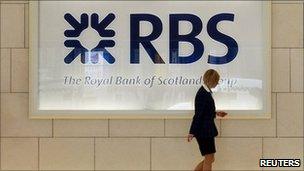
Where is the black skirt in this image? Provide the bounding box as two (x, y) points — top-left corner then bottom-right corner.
(195, 135), (216, 156)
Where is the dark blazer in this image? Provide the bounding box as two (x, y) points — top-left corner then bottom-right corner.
(189, 85), (218, 138)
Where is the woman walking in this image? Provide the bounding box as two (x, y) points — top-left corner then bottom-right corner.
(187, 69), (227, 171)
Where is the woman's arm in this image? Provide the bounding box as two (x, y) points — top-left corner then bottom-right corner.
(189, 96), (208, 134)
(189, 112), (201, 135)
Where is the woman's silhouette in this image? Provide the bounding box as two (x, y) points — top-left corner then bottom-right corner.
(187, 69), (227, 171)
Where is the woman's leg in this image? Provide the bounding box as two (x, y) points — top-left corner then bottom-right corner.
(203, 153), (215, 171)
(194, 159), (204, 171)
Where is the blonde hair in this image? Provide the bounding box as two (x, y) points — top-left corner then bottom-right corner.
(203, 69), (220, 87)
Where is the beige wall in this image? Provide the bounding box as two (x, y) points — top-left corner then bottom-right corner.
(0, 1), (303, 170)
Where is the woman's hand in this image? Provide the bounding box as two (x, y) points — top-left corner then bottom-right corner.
(187, 134), (194, 142)
(216, 111), (228, 117)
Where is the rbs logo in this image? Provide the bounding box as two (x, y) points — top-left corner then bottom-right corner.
(64, 13), (238, 65)
(64, 13), (116, 64)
